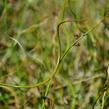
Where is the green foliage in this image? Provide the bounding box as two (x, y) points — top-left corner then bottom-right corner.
(0, 0), (109, 109)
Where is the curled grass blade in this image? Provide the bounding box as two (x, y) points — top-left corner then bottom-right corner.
(0, 11), (108, 89)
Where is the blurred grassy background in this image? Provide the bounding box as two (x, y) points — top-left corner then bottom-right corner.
(0, 0), (109, 109)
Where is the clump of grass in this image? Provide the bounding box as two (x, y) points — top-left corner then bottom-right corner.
(0, 0), (109, 109)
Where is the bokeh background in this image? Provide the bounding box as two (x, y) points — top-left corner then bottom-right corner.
(0, 0), (109, 109)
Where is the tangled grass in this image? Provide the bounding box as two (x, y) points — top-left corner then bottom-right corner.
(0, 0), (109, 109)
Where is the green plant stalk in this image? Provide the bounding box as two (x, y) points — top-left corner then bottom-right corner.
(101, 91), (106, 109)
(41, 100), (46, 109)
(68, 0), (77, 19)
(0, 12), (108, 89)
(60, 0), (67, 21)
(41, 80), (52, 109)
(92, 78), (109, 109)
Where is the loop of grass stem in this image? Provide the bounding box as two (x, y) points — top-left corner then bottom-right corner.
(0, 11), (108, 89)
